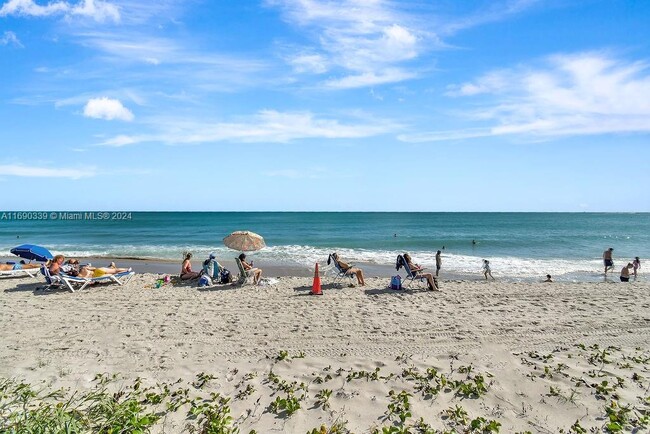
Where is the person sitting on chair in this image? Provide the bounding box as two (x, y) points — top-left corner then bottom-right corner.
(239, 253), (262, 284)
(180, 252), (201, 280)
(331, 252), (365, 286)
(0, 260), (41, 271)
(403, 253), (438, 291)
(48, 255), (66, 275)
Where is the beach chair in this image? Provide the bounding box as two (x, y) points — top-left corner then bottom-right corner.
(326, 253), (355, 286)
(395, 255), (429, 289)
(235, 258), (255, 286)
(203, 258), (226, 283)
(40, 265), (64, 291)
(1, 263), (41, 279)
(59, 269), (135, 292)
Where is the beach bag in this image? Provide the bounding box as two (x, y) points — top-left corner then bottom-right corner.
(220, 269), (232, 284)
(390, 275), (402, 290)
(198, 274), (211, 287)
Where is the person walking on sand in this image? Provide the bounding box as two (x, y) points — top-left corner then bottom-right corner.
(482, 259), (494, 280)
(603, 248), (614, 274)
(620, 263), (633, 282)
(435, 250), (442, 277)
(632, 257), (641, 278)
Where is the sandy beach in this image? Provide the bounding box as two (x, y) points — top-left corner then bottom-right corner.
(1, 272), (649, 432)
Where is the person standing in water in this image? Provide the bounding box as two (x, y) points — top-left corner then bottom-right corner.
(603, 248), (614, 275)
(435, 250), (442, 277)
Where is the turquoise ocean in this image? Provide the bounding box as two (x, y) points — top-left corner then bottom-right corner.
(1, 212), (648, 281)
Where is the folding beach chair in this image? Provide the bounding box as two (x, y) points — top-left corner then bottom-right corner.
(39, 265), (64, 291)
(235, 258), (255, 286)
(395, 255), (430, 289)
(1, 264), (41, 279)
(59, 269), (135, 292)
(326, 253), (355, 286)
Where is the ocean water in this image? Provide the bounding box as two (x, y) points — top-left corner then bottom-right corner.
(1, 212), (648, 281)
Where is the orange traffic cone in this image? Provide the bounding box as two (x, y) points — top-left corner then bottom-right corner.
(311, 262), (323, 295)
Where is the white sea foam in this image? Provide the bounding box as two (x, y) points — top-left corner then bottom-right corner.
(0, 243), (616, 280)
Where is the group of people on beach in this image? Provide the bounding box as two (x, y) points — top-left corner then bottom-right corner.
(603, 248), (641, 282)
(603, 247), (641, 282)
(180, 252), (263, 285)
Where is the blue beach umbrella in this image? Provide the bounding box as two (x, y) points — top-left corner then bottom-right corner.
(10, 244), (53, 262)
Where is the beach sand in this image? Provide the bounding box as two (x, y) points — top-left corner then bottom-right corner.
(1, 273), (649, 432)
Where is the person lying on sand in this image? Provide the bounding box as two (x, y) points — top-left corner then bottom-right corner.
(543, 274), (553, 282)
(330, 252), (365, 286)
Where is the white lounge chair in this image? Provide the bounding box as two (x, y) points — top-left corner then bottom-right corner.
(0, 265), (41, 279)
(59, 270), (135, 292)
(40, 265), (64, 291)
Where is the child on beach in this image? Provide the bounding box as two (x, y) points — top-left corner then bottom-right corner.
(482, 259), (495, 280)
(632, 257), (641, 278)
(543, 274), (553, 282)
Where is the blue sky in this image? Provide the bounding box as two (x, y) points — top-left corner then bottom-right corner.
(1, 0), (649, 211)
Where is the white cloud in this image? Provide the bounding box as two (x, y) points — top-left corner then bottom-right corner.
(325, 68), (416, 89)
(0, 164), (95, 179)
(83, 97), (134, 121)
(0, 0), (120, 22)
(289, 53), (328, 74)
(402, 52), (650, 142)
(270, 0), (425, 88)
(0, 30), (23, 47)
(70, 0), (119, 22)
(98, 110), (398, 146)
(270, 1), (540, 89)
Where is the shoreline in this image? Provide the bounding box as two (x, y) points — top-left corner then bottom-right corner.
(1, 254), (641, 283)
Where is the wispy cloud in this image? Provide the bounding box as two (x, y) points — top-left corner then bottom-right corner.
(98, 110), (398, 146)
(0, 164), (95, 179)
(400, 52), (650, 142)
(269, 0), (540, 89)
(0, 0), (120, 22)
(83, 97), (134, 121)
(269, 0), (427, 88)
(439, 0), (541, 35)
(0, 30), (22, 47)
